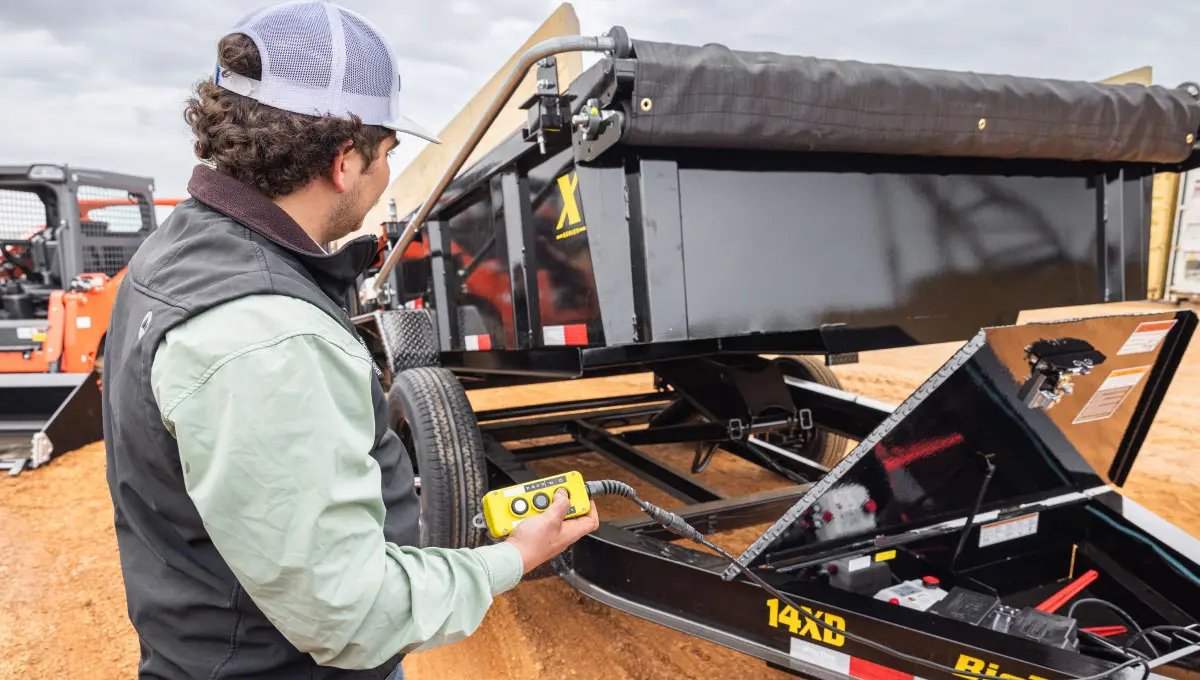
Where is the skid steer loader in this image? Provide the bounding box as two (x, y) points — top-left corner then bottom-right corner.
(0, 163), (177, 475)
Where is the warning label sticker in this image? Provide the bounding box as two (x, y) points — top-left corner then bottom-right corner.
(1117, 320), (1175, 356)
(979, 512), (1039, 547)
(1072, 366), (1151, 424)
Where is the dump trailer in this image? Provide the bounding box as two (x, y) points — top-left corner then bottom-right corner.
(0, 164), (173, 474)
(351, 27), (1200, 679)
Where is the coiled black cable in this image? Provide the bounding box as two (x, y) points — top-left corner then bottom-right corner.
(583, 480), (1157, 680)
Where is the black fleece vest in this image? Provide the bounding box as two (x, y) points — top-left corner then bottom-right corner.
(102, 190), (419, 679)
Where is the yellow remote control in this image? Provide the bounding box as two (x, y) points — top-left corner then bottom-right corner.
(476, 471), (591, 539)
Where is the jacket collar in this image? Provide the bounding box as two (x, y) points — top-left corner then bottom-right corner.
(186, 164), (377, 284)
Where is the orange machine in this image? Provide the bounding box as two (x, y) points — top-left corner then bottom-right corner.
(1, 163), (179, 474)
(0, 270), (125, 375)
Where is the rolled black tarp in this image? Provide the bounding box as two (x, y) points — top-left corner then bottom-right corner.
(621, 39), (1200, 164)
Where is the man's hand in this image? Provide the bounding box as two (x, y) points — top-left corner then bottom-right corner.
(505, 488), (600, 574)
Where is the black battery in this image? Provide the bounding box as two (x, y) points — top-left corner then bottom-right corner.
(1008, 607), (1079, 651)
(928, 587), (1000, 626)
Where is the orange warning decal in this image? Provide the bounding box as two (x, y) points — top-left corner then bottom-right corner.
(1117, 320), (1176, 356)
(1072, 366), (1150, 424)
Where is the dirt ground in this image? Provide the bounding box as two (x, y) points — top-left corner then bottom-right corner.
(1, 301), (1197, 679)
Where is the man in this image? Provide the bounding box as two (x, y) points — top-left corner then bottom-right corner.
(101, 2), (598, 678)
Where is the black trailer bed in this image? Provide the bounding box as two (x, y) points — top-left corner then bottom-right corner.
(362, 28), (1200, 384)
(357, 26), (1200, 680)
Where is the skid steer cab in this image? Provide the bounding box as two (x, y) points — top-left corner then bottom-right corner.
(0, 164), (178, 475)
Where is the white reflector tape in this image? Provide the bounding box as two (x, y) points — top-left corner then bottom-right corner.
(543, 324), (588, 346)
(464, 334), (491, 351)
(789, 638), (851, 676)
(789, 637), (924, 680)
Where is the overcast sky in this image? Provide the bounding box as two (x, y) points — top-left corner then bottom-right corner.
(2, 0), (1198, 223)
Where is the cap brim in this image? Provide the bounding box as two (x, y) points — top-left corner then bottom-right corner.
(383, 112), (441, 144)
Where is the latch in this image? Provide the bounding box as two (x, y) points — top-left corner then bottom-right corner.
(1017, 338), (1106, 410)
(519, 56), (576, 154)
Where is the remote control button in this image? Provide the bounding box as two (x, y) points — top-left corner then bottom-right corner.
(511, 498), (529, 516)
(532, 492), (551, 510)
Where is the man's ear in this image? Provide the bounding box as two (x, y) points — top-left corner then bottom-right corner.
(329, 140), (355, 193)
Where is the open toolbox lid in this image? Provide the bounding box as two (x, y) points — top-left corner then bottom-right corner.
(726, 309), (1197, 580)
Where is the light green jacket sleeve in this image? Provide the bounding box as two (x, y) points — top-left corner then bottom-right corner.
(149, 294), (524, 669)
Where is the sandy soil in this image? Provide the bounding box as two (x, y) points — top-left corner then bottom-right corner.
(1, 301), (1197, 679)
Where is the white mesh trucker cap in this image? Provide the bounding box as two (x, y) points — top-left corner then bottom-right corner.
(213, 0), (441, 144)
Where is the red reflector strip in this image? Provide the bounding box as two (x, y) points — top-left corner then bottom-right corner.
(850, 656), (913, 680)
(790, 639), (919, 680)
(464, 334), (491, 351)
(543, 324), (588, 346)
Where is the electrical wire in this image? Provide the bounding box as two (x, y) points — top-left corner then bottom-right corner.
(584, 480), (1157, 680)
(1065, 600), (1154, 656)
(1078, 631), (1151, 666)
(1122, 625), (1200, 658)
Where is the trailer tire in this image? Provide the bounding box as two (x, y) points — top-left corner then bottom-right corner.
(774, 356), (851, 468)
(387, 367), (488, 549)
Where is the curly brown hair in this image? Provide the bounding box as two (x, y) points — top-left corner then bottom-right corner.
(184, 33), (395, 199)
